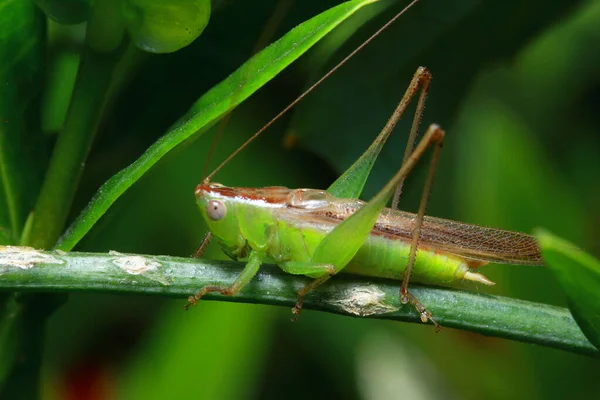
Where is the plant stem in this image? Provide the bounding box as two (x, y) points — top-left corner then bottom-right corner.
(0, 247), (596, 357)
(27, 46), (123, 249)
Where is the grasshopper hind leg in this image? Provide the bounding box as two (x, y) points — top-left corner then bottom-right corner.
(400, 288), (440, 332)
(379, 67), (444, 331)
(399, 124), (445, 331)
(328, 66), (442, 329)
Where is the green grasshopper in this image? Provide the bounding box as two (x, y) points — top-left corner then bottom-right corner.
(184, 2), (543, 329)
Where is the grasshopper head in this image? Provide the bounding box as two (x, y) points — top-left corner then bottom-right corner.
(195, 182), (242, 251)
(195, 183), (293, 257)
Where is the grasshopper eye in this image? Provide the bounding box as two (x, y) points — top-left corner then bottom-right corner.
(207, 200), (227, 221)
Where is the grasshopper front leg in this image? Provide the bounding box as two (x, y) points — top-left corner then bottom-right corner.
(185, 248), (265, 310)
(192, 232), (213, 258)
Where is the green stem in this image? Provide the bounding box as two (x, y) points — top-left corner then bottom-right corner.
(0, 247), (596, 357)
(29, 0), (128, 250)
(28, 44), (122, 249)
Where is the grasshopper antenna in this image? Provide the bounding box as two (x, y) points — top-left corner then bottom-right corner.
(201, 0), (294, 181)
(204, 0), (420, 183)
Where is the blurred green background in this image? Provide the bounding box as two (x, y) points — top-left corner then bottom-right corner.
(7, 0), (600, 398)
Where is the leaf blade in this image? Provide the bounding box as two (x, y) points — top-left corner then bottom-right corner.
(535, 229), (600, 350)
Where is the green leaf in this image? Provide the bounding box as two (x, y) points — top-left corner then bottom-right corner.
(123, 0), (211, 54)
(536, 229), (600, 350)
(28, 47), (127, 249)
(0, 1), (45, 244)
(56, 0), (379, 251)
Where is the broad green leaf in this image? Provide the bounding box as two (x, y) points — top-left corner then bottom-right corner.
(123, 0), (211, 54)
(0, 1), (44, 244)
(56, 0), (379, 251)
(536, 230), (600, 350)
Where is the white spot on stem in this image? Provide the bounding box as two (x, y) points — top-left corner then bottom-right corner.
(329, 285), (397, 316)
(0, 246), (64, 270)
(109, 251), (161, 275)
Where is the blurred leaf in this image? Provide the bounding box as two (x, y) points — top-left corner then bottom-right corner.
(536, 229), (600, 350)
(0, 295), (22, 388)
(450, 1), (596, 311)
(0, 0), (47, 379)
(40, 50), (80, 133)
(34, 0), (91, 25)
(444, 3), (600, 397)
(287, 0), (582, 197)
(0, 1), (44, 245)
(301, 0), (392, 72)
(28, 46), (127, 249)
(454, 97), (585, 242)
(117, 302), (273, 400)
(56, 0), (381, 251)
(355, 330), (452, 399)
(85, 0), (126, 53)
(123, 0), (211, 54)
(0, 293), (66, 400)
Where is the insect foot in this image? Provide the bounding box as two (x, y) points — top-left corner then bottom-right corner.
(184, 285), (234, 310)
(184, 295), (199, 310)
(401, 288), (441, 332)
(291, 296), (305, 322)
